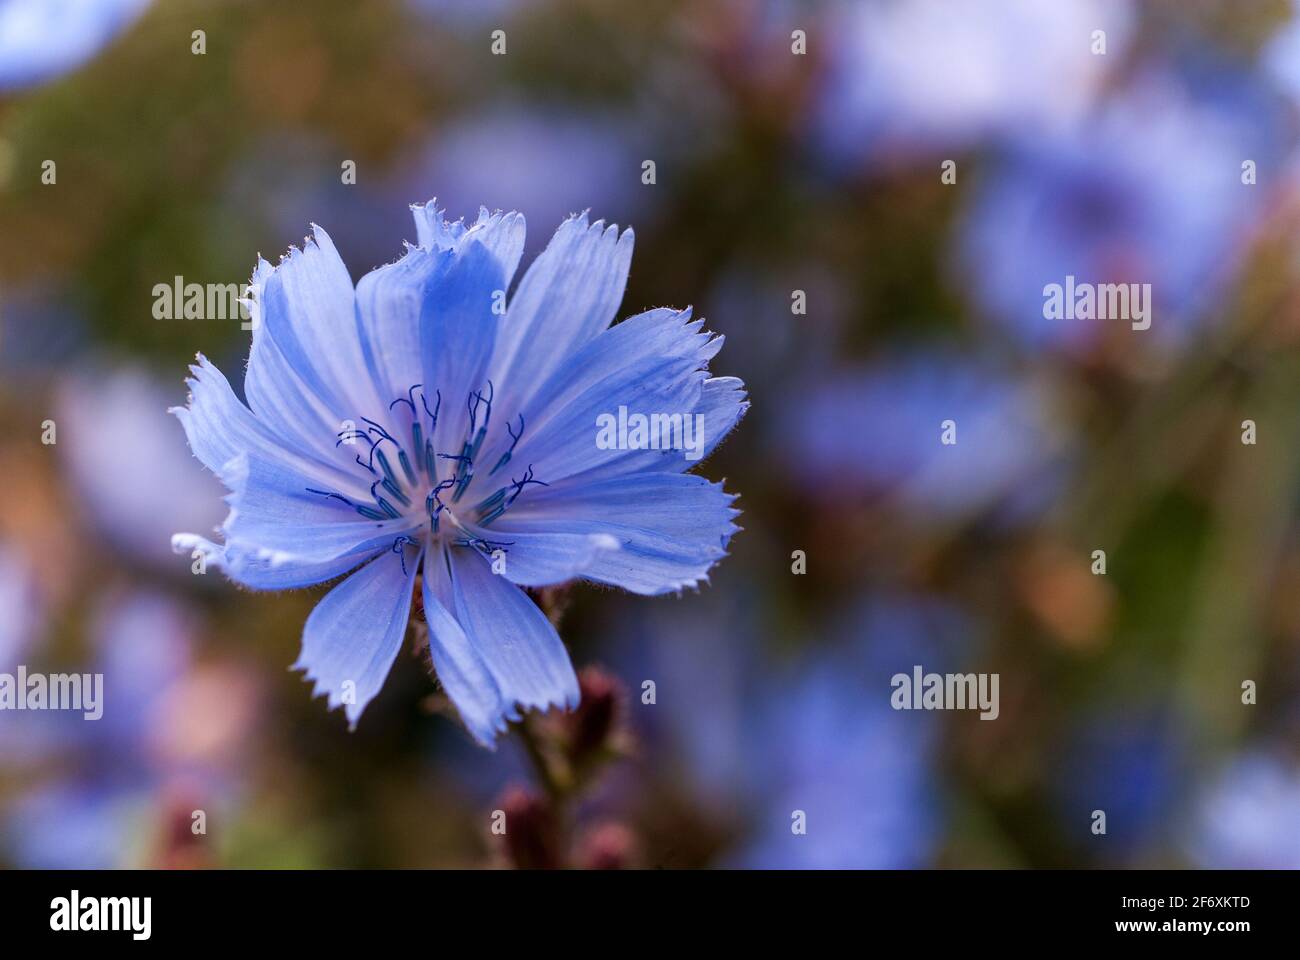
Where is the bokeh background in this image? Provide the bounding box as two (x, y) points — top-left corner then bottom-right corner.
(3, 0), (1300, 869)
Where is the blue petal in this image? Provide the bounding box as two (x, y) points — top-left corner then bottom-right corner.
(356, 205), (526, 405)
(419, 239), (508, 451)
(354, 245), (450, 410)
(172, 354), (358, 492)
(693, 376), (750, 462)
(494, 472), (740, 594)
(254, 226), (384, 418)
(0, 0), (151, 93)
(488, 213), (633, 413)
(293, 540), (422, 727)
(573, 374), (750, 481)
(517, 306), (718, 427)
(174, 532), (381, 591)
(220, 455), (416, 558)
(420, 547), (504, 745)
(421, 543), (579, 745)
(244, 256), (377, 476)
(172, 453), (413, 591)
(456, 522), (619, 587)
(511, 363), (708, 484)
(411, 202), (526, 279)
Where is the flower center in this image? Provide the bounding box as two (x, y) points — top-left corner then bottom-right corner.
(305, 382), (546, 552)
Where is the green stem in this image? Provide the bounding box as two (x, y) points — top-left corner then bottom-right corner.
(517, 712), (567, 804)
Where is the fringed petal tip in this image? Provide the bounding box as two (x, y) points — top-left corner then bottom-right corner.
(290, 658), (364, 732)
(471, 690), (583, 749)
(410, 199), (527, 253)
(558, 208), (632, 243)
(172, 532), (219, 558)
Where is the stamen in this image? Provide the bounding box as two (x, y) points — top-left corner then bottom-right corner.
(455, 534), (515, 555)
(375, 448), (400, 490)
(388, 383), (423, 417)
(421, 388), (441, 427)
(473, 381), (494, 430)
(305, 488), (356, 509)
(369, 480), (401, 519)
(380, 476), (411, 509)
(426, 479), (456, 533)
(471, 487), (508, 515)
(489, 414), (525, 476)
(505, 464), (548, 507)
(306, 486), (393, 524)
(391, 535), (416, 575)
(398, 449), (418, 487)
(329, 383), (533, 537)
(335, 429), (372, 447)
(452, 468), (473, 503)
(360, 417), (396, 443)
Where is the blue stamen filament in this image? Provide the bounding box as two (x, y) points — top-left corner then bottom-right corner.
(489, 414), (525, 476)
(397, 449), (418, 487)
(390, 535), (416, 575)
(375, 448), (399, 489)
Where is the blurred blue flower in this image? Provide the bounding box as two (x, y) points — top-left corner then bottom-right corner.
(1188, 751), (1300, 868)
(0, 284), (88, 377)
(776, 349), (1062, 521)
(1265, 4), (1300, 106)
(605, 588), (957, 867)
(815, 0), (1131, 166)
(956, 64), (1283, 351)
(1052, 707), (1187, 861)
(3, 591), (253, 868)
(0, 543), (42, 666)
(732, 596), (959, 868)
(57, 367), (226, 574)
(173, 202), (747, 743)
(703, 262), (845, 389)
(406, 0), (529, 28)
(0, 0), (151, 92)
(220, 132), (407, 276)
(407, 105), (648, 253)
(0, 545), (59, 767)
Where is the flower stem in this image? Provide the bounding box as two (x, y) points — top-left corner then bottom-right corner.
(517, 712), (566, 804)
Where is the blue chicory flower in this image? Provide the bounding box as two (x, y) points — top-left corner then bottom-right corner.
(0, 542), (42, 667)
(3, 590), (252, 868)
(600, 587), (956, 868)
(730, 595), (957, 869)
(1187, 750), (1300, 868)
(775, 349), (1063, 522)
(0, 0), (152, 92)
(956, 63), (1284, 351)
(172, 202), (747, 744)
(1051, 706), (1188, 862)
(1264, 4), (1300, 108)
(407, 104), (648, 254)
(814, 0), (1132, 167)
